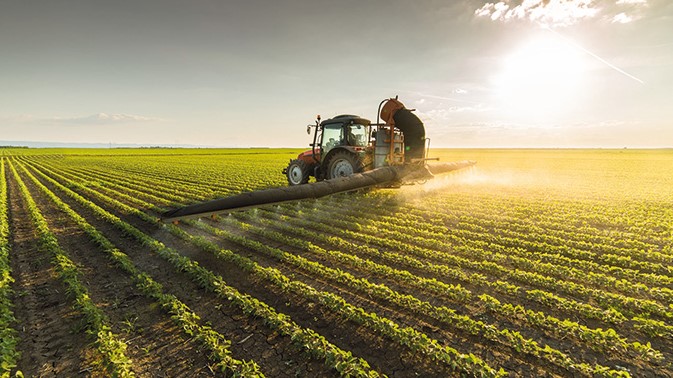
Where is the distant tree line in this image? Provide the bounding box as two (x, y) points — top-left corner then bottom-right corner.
(0, 146), (29, 149)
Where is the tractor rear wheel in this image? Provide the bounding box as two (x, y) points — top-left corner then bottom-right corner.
(286, 159), (311, 185)
(325, 151), (363, 180)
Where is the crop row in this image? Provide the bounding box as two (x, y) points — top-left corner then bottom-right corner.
(23, 158), (508, 377)
(377, 209), (671, 288)
(60, 154), (279, 193)
(29, 156), (253, 200)
(43, 154), (672, 252)
(21, 155), (667, 376)
(290, 203), (672, 321)
(256, 206), (673, 341)
(40, 160), (645, 340)
(32, 160), (219, 204)
(452, 224), (670, 277)
(27, 158), (671, 340)
(273, 199), (670, 324)
(231, 209), (663, 359)
(390, 206), (670, 278)
(419, 204), (659, 253)
(343, 193), (664, 259)
(7, 160), (135, 376)
(21, 159), (386, 377)
(66, 165), (193, 204)
(28, 161), (631, 326)
(68, 157), (670, 300)
(270, 204), (646, 326)
(419, 193), (672, 249)
(456, 215), (669, 265)
(14, 160), (265, 376)
(29, 159), (658, 376)
(214, 212), (664, 368)
(40, 160), (672, 304)
(29, 158), (673, 333)
(0, 158), (20, 377)
(401, 190), (667, 248)
(112, 166), (669, 287)
(17, 159), (195, 209)
(378, 213), (672, 303)
(312, 197), (673, 289)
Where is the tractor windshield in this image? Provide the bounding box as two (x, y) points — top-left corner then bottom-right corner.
(322, 123), (368, 154)
(321, 123), (342, 154)
(344, 124), (368, 147)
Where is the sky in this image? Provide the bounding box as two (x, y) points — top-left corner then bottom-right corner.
(1, 0), (672, 148)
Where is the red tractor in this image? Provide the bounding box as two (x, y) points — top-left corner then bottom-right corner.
(283, 97), (429, 185)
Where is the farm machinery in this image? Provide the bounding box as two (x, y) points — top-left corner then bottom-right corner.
(161, 97), (475, 222)
(283, 97), (431, 185)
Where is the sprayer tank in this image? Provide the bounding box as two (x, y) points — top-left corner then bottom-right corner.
(374, 128), (404, 168)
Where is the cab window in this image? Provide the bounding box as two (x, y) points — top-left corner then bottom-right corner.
(343, 124), (367, 147)
(321, 123), (342, 154)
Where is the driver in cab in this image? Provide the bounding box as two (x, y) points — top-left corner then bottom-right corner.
(343, 126), (357, 146)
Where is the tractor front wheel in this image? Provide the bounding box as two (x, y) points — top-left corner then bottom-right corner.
(325, 151), (363, 180)
(286, 159), (311, 185)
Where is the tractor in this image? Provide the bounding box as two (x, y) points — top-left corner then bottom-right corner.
(283, 97), (431, 186)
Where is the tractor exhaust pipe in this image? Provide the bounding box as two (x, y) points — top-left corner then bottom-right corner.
(160, 160), (476, 222)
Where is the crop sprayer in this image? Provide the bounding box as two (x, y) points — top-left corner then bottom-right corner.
(161, 97), (476, 222)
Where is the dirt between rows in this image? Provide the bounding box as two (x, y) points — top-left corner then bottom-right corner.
(251, 209), (673, 376)
(17, 166), (217, 377)
(243, 210), (663, 363)
(189, 216), (566, 378)
(55, 170), (556, 377)
(7, 167), (97, 376)
(19, 160), (672, 377)
(244, 211), (673, 376)
(255, 204), (673, 361)
(28, 162), (464, 377)
(23, 162), (336, 377)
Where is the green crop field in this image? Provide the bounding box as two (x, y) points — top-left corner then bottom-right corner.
(0, 148), (671, 377)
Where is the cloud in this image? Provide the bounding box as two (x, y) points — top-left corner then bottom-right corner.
(474, 0), (649, 27)
(612, 12), (633, 23)
(474, 0), (599, 27)
(613, 0), (649, 23)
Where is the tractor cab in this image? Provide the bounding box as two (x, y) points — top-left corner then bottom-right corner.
(320, 116), (369, 154)
(284, 114), (372, 185)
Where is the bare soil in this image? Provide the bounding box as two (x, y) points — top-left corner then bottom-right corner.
(23, 161), (337, 377)
(7, 167), (97, 376)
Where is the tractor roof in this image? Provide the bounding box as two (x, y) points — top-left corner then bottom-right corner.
(320, 114), (371, 127)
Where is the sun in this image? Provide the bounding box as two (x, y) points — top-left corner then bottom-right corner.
(492, 32), (589, 121)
